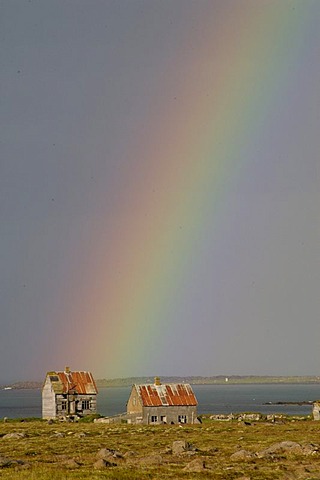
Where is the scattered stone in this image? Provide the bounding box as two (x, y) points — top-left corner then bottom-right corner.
(183, 457), (206, 472)
(47, 419), (54, 425)
(51, 432), (65, 438)
(0, 456), (26, 468)
(74, 432), (86, 438)
(257, 441), (304, 458)
(0, 456), (11, 467)
(230, 450), (256, 462)
(172, 440), (195, 455)
(63, 459), (81, 469)
(123, 450), (137, 458)
(2, 432), (26, 440)
(97, 448), (123, 460)
(301, 443), (319, 455)
(238, 413), (261, 422)
(210, 414), (234, 421)
(93, 458), (116, 469)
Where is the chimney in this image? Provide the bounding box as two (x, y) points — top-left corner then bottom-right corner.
(154, 376), (161, 386)
(65, 366), (70, 373)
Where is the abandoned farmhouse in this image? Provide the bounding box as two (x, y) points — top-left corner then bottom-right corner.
(39, 369), (320, 423)
(126, 377), (198, 424)
(42, 368), (98, 420)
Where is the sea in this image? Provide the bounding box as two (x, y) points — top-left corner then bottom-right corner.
(1, 384), (320, 419)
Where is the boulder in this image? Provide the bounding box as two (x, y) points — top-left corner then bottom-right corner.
(172, 440), (195, 455)
(257, 441), (304, 458)
(2, 432), (26, 440)
(97, 448), (123, 461)
(63, 459), (80, 469)
(0, 456), (11, 467)
(0, 457), (26, 468)
(93, 458), (117, 469)
(183, 458), (206, 472)
(230, 450), (255, 462)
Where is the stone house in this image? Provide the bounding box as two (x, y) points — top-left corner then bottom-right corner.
(126, 377), (198, 424)
(42, 367), (98, 420)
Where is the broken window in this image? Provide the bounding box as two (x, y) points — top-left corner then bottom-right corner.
(82, 400), (90, 410)
(178, 415), (187, 424)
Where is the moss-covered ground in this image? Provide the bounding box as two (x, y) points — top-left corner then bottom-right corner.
(0, 416), (320, 479)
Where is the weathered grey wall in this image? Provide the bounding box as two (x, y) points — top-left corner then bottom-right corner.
(42, 377), (56, 419)
(128, 405), (197, 425)
(127, 387), (143, 415)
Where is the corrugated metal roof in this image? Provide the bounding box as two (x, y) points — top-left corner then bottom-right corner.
(135, 383), (197, 407)
(47, 371), (98, 395)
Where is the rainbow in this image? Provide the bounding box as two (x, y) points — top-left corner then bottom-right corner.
(57, 2), (311, 377)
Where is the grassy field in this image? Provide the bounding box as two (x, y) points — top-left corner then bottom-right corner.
(1, 416), (320, 479)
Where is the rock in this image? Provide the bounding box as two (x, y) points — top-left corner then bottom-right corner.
(230, 450), (256, 462)
(93, 458), (117, 469)
(257, 441), (303, 458)
(301, 443), (319, 455)
(97, 448), (123, 460)
(74, 432), (86, 438)
(0, 456), (26, 467)
(123, 450), (137, 458)
(183, 458), (206, 472)
(63, 459), (80, 469)
(172, 440), (195, 455)
(0, 456), (11, 467)
(2, 432), (26, 440)
(47, 419), (54, 425)
(210, 414), (234, 421)
(238, 414), (261, 422)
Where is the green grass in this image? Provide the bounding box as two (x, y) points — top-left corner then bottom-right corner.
(1, 418), (320, 479)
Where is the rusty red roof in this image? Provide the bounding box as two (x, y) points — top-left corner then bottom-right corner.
(135, 383), (197, 407)
(47, 371), (98, 395)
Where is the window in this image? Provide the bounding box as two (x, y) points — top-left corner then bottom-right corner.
(61, 400), (67, 411)
(150, 415), (158, 423)
(82, 400), (90, 410)
(178, 415), (187, 424)
(160, 415), (167, 423)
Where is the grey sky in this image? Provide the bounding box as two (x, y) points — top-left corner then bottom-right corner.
(0, 0), (319, 382)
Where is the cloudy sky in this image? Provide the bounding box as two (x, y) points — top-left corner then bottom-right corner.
(1, 0), (319, 382)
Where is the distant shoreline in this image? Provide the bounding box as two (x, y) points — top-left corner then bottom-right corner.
(1, 376), (320, 390)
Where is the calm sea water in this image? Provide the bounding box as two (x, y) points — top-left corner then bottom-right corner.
(1, 384), (319, 419)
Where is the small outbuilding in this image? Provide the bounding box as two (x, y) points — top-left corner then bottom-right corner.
(42, 367), (98, 420)
(126, 377), (198, 424)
